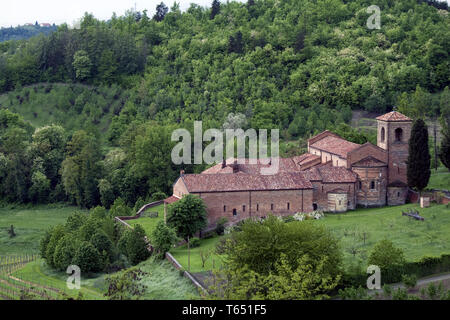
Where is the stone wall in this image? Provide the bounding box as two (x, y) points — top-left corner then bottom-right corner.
(387, 186), (408, 206)
(311, 182), (356, 212)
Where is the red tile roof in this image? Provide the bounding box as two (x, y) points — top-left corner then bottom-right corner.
(316, 166), (357, 183)
(164, 195), (180, 204)
(304, 166), (357, 183)
(309, 135), (360, 158)
(376, 111), (411, 122)
(181, 172), (313, 193)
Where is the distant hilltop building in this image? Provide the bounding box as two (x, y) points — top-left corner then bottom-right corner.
(166, 111), (413, 229)
(40, 23), (52, 27)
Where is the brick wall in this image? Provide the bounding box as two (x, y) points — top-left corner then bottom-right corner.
(347, 143), (387, 169)
(193, 189), (314, 227)
(352, 166), (387, 207)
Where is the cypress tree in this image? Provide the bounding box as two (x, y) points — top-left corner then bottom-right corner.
(211, 0), (221, 20)
(439, 128), (450, 170)
(407, 119), (431, 191)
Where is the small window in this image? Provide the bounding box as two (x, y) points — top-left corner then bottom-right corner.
(347, 201), (350, 206)
(370, 181), (376, 190)
(381, 127), (385, 142)
(256, 204), (259, 211)
(339, 200), (342, 205)
(243, 205), (246, 212)
(397, 192), (400, 197)
(287, 202), (290, 210)
(358, 181), (362, 190)
(398, 167), (400, 174)
(223, 205), (226, 212)
(322, 186), (324, 192)
(395, 128), (403, 142)
(271, 204), (274, 211)
(233, 209), (237, 216)
(313, 203), (318, 210)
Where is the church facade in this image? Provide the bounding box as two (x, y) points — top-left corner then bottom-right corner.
(168, 111), (413, 228)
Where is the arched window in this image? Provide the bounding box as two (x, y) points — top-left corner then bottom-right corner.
(223, 205), (226, 212)
(243, 205), (246, 212)
(287, 202), (290, 210)
(271, 204), (274, 211)
(233, 209), (237, 216)
(358, 181), (362, 190)
(395, 128), (403, 142)
(381, 127), (385, 142)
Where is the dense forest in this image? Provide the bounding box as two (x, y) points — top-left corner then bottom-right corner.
(0, 24), (57, 42)
(0, 0), (449, 209)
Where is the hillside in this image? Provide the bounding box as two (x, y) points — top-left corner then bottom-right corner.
(0, 24), (57, 42)
(0, 0), (448, 208)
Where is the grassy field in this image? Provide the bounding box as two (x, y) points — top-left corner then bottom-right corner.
(170, 236), (224, 273)
(127, 204), (165, 241)
(11, 259), (106, 300)
(315, 203), (450, 266)
(136, 257), (199, 299)
(170, 204), (450, 273)
(0, 205), (80, 256)
(428, 166), (450, 190)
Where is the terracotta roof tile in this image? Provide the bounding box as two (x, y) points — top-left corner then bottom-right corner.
(310, 135), (360, 158)
(164, 195), (180, 204)
(376, 111), (411, 122)
(182, 172), (313, 193)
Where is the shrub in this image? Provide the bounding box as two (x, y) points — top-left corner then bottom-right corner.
(44, 225), (66, 268)
(402, 274), (418, 289)
(189, 237), (201, 248)
(90, 230), (114, 262)
(215, 217), (228, 236)
(53, 235), (76, 271)
(118, 224), (150, 265)
(152, 221), (178, 258)
(73, 241), (103, 273)
(368, 240), (406, 283)
(392, 288), (408, 300)
(382, 284), (392, 297)
(338, 286), (371, 300)
(151, 191), (167, 201)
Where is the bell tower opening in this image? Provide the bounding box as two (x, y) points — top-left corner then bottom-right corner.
(395, 128), (403, 142)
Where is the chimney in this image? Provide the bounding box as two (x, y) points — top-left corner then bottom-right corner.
(180, 170), (185, 176)
(232, 159), (239, 173)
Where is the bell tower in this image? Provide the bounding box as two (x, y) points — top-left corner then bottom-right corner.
(376, 111), (412, 186)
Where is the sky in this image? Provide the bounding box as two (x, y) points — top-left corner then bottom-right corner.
(0, 0), (230, 28)
(1, 0), (449, 28)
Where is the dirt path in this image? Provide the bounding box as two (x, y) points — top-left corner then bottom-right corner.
(369, 272), (450, 295)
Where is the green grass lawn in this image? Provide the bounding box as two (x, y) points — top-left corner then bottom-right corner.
(315, 203), (450, 267)
(170, 236), (224, 273)
(171, 204), (450, 273)
(12, 259), (106, 300)
(0, 204), (80, 256)
(127, 204), (165, 241)
(135, 257), (199, 299)
(428, 166), (450, 190)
